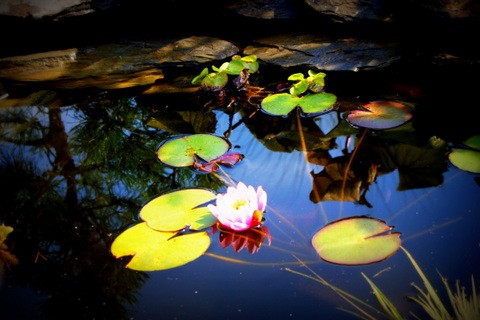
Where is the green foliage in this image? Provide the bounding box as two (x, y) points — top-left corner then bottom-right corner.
(260, 70), (336, 116)
(157, 134), (231, 167)
(448, 135), (480, 173)
(111, 188), (217, 271)
(191, 55), (259, 91)
(311, 216), (402, 265)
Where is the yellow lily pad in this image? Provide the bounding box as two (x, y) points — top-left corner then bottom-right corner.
(140, 188), (217, 231)
(312, 216), (401, 265)
(448, 135), (480, 173)
(111, 222), (211, 271)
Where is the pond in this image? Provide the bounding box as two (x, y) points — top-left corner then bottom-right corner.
(0, 55), (479, 320)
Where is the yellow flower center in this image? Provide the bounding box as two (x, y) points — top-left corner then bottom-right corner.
(232, 199), (249, 210)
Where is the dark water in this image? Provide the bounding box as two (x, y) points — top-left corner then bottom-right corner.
(0, 61), (479, 320)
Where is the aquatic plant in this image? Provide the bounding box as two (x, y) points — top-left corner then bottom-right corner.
(448, 135), (480, 173)
(191, 55), (259, 91)
(260, 69), (337, 116)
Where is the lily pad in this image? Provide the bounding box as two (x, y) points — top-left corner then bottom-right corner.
(111, 222), (211, 271)
(261, 93), (300, 116)
(312, 216), (401, 265)
(261, 93), (336, 116)
(157, 134), (230, 167)
(140, 188), (217, 231)
(448, 135), (480, 173)
(346, 101), (413, 129)
(298, 93), (337, 114)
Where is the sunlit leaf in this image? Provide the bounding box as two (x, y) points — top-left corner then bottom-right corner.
(449, 135), (480, 173)
(290, 79), (309, 96)
(288, 73), (305, 81)
(463, 135), (480, 150)
(201, 71), (228, 91)
(346, 101), (413, 129)
(240, 55), (259, 73)
(223, 59), (245, 75)
(308, 72), (326, 93)
(140, 188), (217, 231)
(298, 93), (337, 114)
(157, 134), (230, 167)
(111, 222), (211, 271)
(449, 149), (480, 173)
(312, 216), (401, 265)
(191, 67), (209, 85)
(261, 93), (300, 116)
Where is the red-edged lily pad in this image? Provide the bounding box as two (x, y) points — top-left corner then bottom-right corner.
(157, 134), (230, 167)
(346, 101), (413, 129)
(448, 135), (480, 173)
(312, 216), (402, 265)
(111, 222), (211, 271)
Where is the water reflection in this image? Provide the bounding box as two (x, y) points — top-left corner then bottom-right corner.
(1, 70), (480, 319)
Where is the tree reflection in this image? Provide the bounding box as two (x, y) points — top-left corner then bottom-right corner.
(0, 91), (225, 319)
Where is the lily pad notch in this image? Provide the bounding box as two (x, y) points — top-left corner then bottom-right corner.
(311, 216), (402, 266)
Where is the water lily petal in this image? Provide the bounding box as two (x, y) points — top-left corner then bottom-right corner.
(208, 182), (268, 232)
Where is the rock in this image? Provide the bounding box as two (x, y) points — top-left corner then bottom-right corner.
(304, 0), (393, 22)
(244, 34), (400, 71)
(0, 0), (114, 19)
(0, 36), (239, 89)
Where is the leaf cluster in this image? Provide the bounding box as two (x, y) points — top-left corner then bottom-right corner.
(191, 55), (259, 91)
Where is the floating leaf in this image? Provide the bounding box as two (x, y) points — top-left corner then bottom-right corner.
(157, 134), (230, 167)
(261, 93), (336, 116)
(346, 101), (413, 129)
(140, 188), (217, 231)
(111, 222), (211, 271)
(312, 216), (401, 265)
(449, 135), (480, 173)
(261, 93), (300, 116)
(298, 93), (337, 114)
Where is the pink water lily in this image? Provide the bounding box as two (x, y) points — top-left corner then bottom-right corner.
(208, 182), (267, 232)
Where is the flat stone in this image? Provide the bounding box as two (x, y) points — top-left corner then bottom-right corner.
(244, 34), (400, 71)
(0, 36), (239, 89)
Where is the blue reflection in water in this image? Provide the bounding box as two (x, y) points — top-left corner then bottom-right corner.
(132, 110), (480, 320)
(0, 94), (479, 320)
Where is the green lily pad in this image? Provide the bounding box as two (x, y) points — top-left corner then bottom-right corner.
(157, 134), (230, 167)
(346, 101), (413, 129)
(312, 216), (401, 265)
(261, 93), (336, 116)
(448, 135), (480, 173)
(140, 188), (217, 231)
(463, 135), (480, 150)
(261, 93), (300, 116)
(111, 222), (211, 271)
(298, 93), (337, 114)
